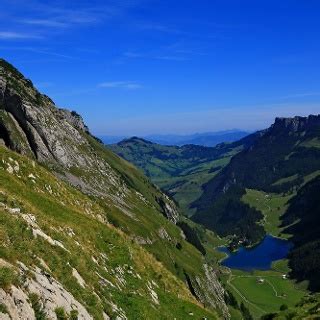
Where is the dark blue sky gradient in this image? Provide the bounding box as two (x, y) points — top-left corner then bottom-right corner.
(0, 0), (319, 135)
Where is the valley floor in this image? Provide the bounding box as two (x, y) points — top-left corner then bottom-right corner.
(219, 257), (307, 319)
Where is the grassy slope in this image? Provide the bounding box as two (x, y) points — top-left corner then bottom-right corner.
(159, 156), (234, 217)
(267, 293), (320, 319)
(0, 145), (216, 319)
(241, 189), (293, 238)
(84, 135), (208, 279)
(241, 168), (320, 240)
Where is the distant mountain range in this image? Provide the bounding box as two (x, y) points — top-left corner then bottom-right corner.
(100, 130), (250, 147)
(108, 134), (261, 217)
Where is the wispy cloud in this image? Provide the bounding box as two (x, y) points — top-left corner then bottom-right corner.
(136, 22), (227, 40)
(137, 23), (183, 35)
(18, 8), (104, 29)
(20, 19), (68, 28)
(98, 81), (143, 90)
(122, 40), (206, 63)
(280, 92), (320, 99)
(122, 49), (189, 62)
(0, 46), (79, 60)
(155, 56), (189, 61)
(0, 31), (41, 39)
(123, 51), (145, 58)
(26, 48), (77, 59)
(3, 0), (144, 41)
(123, 51), (189, 61)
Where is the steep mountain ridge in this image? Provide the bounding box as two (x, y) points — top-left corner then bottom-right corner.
(0, 59), (173, 216)
(0, 59), (228, 318)
(191, 114), (320, 243)
(195, 114), (320, 198)
(273, 115), (320, 132)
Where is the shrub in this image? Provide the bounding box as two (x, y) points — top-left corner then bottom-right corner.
(261, 313), (276, 320)
(224, 290), (238, 309)
(29, 293), (47, 320)
(240, 302), (253, 320)
(177, 222), (206, 255)
(0, 303), (8, 314)
(55, 307), (67, 320)
(175, 242), (182, 250)
(0, 267), (17, 291)
(69, 310), (78, 320)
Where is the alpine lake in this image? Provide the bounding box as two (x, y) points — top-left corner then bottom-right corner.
(218, 235), (293, 271)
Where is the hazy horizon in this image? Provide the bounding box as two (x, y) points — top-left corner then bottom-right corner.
(99, 128), (249, 138)
(92, 106), (320, 136)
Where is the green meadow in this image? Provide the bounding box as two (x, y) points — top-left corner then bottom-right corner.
(241, 189), (293, 238)
(220, 261), (306, 319)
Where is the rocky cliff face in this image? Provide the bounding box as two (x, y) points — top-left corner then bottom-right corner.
(191, 264), (229, 316)
(0, 60), (114, 189)
(272, 115), (320, 133)
(0, 59), (179, 222)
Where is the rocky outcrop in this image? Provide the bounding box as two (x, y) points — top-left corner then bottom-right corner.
(0, 286), (35, 320)
(0, 62), (89, 165)
(0, 264), (93, 320)
(156, 194), (179, 224)
(273, 115), (320, 133)
(26, 266), (93, 320)
(187, 265), (230, 319)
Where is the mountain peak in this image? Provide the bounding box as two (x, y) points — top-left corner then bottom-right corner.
(0, 61), (91, 164)
(120, 136), (153, 145)
(273, 114), (320, 132)
(0, 58), (25, 80)
(0, 58), (52, 107)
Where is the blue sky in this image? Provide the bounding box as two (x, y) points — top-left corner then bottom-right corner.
(1, 0), (320, 135)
